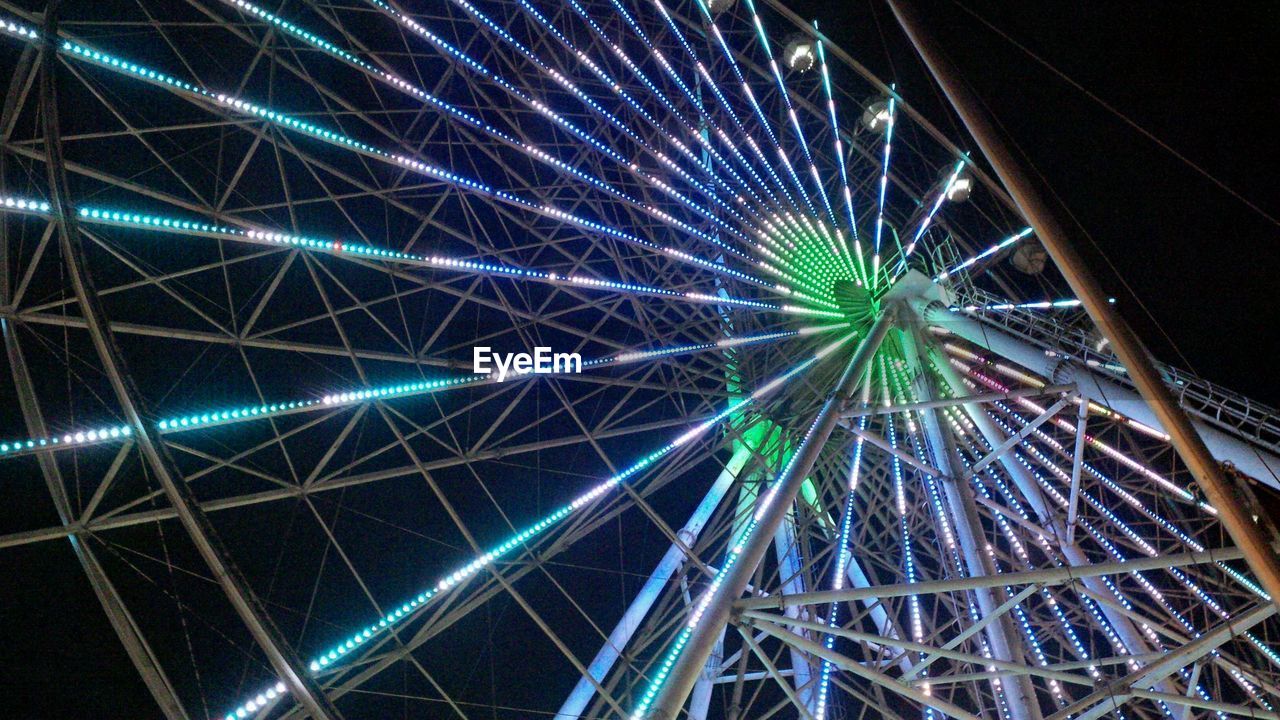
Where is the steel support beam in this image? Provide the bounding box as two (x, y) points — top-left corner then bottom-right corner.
(901, 320), (1044, 720)
(736, 547), (1244, 610)
(1046, 602), (1276, 720)
(2, 317), (190, 720)
(887, 0), (1280, 607)
(845, 424), (943, 478)
(1066, 393), (1088, 544)
(557, 444), (754, 719)
(922, 305), (1280, 487)
(645, 310), (894, 719)
(842, 384), (1076, 418)
(748, 616), (983, 720)
(921, 324), (1175, 685)
(771, 508), (819, 711)
(36, 10), (340, 718)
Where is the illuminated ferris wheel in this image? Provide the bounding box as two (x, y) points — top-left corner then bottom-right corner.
(2, 0), (1279, 719)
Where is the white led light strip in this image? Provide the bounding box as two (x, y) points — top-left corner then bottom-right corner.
(33, 31), (788, 295)
(568, 0), (786, 217)
(216, 329), (859, 720)
(934, 227), (1033, 281)
(870, 93), (897, 290)
(814, 27), (870, 286)
(892, 158), (967, 277)
(0, 325), (843, 460)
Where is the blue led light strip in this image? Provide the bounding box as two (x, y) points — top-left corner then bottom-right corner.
(812, 415), (866, 720)
(891, 158), (966, 277)
(68, 204), (786, 310)
(988, 396), (1280, 686)
(219, 0), (764, 261)
(359, 0), (776, 268)
(933, 227), (1033, 282)
(41, 34), (784, 295)
(883, 356), (1010, 714)
(215, 329), (859, 720)
(0, 324), (843, 459)
(652, 0), (814, 218)
(594, 0), (797, 217)
(876, 357), (930, 701)
(739, 0), (845, 239)
(630, 409), (828, 719)
(942, 369), (1267, 709)
(566, 0), (786, 218)
(814, 26), (869, 286)
(870, 93), (897, 291)
(507, 0), (767, 239)
(979, 407), (1250, 711)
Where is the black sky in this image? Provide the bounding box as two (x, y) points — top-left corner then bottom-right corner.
(2, 2), (1278, 718)
(785, 0), (1279, 405)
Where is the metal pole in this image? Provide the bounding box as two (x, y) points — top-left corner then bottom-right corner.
(901, 321), (1043, 720)
(737, 547), (1243, 610)
(886, 0), (1280, 608)
(646, 310), (894, 719)
(556, 444), (753, 719)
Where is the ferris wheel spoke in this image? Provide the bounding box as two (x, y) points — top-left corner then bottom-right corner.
(0, 324), (832, 460)
(218, 0), (766, 266)
(1, 196), (826, 379)
(891, 343), (1082, 714)
(353, 0), (761, 249)
(738, 0), (842, 235)
(949, 354), (1202, 509)
(985, 400), (1280, 690)
(869, 92), (897, 291)
(503, 0), (771, 239)
(659, 0), (819, 220)
(889, 157), (967, 279)
(939, 408), (1149, 708)
(210, 328), (855, 720)
(933, 227), (1034, 283)
(942, 388), (1267, 713)
(677, 0), (817, 219)
(58, 202), (788, 310)
(813, 27), (869, 286)
(562, 0), (788, 219)
(915, 330), (1166, 706)
(35, 33), (784, 294)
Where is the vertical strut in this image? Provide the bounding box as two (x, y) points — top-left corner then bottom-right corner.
(643, 309), (894, 719)
(901, 320), (1045, 720)
(556, 444), (754, 720)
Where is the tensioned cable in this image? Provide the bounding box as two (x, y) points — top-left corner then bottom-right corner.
(950, 0), (1279, 230)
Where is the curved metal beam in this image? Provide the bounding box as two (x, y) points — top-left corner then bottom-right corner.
(36, 7), (340, 719)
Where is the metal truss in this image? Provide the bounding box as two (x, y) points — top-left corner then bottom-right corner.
(1, 0), (1278, 718)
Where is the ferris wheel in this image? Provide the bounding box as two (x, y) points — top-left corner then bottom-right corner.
(2, 0), (1279, 719)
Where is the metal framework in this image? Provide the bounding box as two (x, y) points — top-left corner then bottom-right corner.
(1, 0), (1278, 718)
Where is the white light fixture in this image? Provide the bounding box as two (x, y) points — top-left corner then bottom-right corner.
(861, 99), (892, 133)
(782, 37), (816, 72)
(945, 171), (974, 202)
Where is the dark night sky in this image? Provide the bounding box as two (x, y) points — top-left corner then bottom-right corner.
(786, 0), (1279, 405)
(3, 2), (1278, 718)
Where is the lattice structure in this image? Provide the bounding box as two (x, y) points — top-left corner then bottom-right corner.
(1, 1), (1277, 719)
